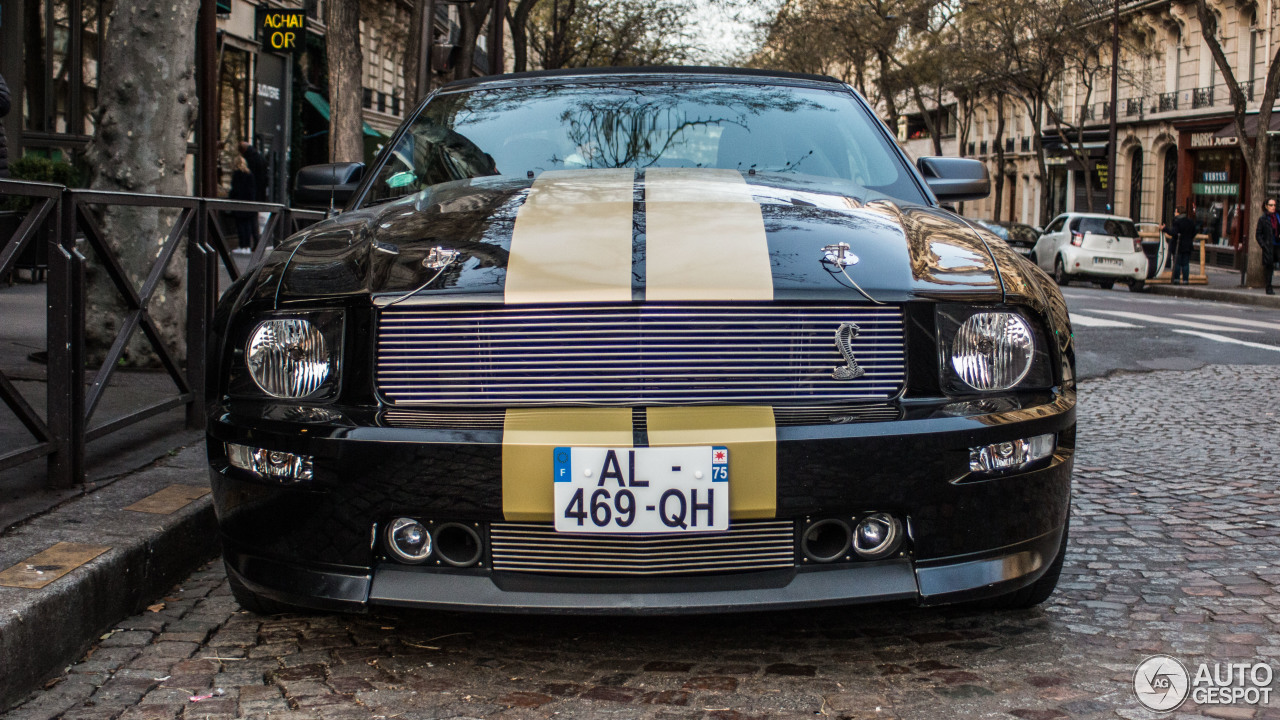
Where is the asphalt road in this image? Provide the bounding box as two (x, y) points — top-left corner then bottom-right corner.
(1062, 285), (1280, 379)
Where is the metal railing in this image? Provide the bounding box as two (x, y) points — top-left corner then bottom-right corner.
(0, 179), (325, 486)
(1192, 86), (1214, 109)
(1126, 97), (1143, 117)
(1158, 91), (1178, 112)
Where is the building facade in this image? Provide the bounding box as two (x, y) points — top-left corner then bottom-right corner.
(0, 0), (467, 201)
(897, 0), (1280, 254)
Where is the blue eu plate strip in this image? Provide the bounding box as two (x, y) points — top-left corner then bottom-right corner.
(553, 447), (571, 482)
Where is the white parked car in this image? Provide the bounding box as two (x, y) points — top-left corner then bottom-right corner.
(1031, 213), (1149, 291)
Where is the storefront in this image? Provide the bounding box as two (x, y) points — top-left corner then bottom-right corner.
(1179, 126), (1247, 248)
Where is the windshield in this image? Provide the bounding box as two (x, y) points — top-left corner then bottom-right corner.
(1075, 217), (1137, 238)
(362, 81), (925, 206)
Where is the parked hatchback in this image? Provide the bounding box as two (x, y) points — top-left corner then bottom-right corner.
(1031, 213), (1148, 291)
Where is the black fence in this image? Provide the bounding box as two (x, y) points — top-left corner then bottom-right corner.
(0, 179), (325, 487)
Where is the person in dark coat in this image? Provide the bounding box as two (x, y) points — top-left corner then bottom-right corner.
(229, 156), (257, 254)
(238, 141), (268, 201)
(0, 73), (11, 178)
(1161, 202), (1198, 285)
(1255, 197), (1280, 295)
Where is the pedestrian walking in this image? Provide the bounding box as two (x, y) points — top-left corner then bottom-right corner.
(0, 73), (11, 178)
(1255, 197), (1280, 295)
(229, 156), (257, 255)
(1160, 201), (1197, 285)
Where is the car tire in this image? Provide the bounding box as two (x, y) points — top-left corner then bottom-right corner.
(1053, 256), (1070, 286)
(226, 561), (310, 616)
(977, 518), (1069, 610)
(1097, 280), (1115, 290)
(1129, 279), (1146, 292)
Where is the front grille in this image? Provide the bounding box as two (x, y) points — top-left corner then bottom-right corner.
(377, 304), (905, 406)
(382, 404), (901, 430)
(489, 520), (796, 576)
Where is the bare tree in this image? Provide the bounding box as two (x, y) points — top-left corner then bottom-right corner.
(325, 0), (364, 162)
(1194, 0), (1280, 288)
(508, 0), (546, 73)
(83, 0), (198, 366)
(526, 0), (694, 70)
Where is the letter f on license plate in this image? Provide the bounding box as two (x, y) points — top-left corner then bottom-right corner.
(553, 446), (729, 533)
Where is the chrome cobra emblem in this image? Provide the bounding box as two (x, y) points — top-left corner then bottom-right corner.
(832, 322), (865, 380)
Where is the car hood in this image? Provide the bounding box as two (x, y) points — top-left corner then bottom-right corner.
(255, 170), (1008, 306)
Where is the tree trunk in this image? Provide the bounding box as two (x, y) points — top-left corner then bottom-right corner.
(83, 0), (198, 368)
(508, 0), (544, 73)
(325, 0), (364, 163)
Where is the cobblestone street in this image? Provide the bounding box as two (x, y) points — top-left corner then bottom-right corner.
(6, 365), (1280, 720)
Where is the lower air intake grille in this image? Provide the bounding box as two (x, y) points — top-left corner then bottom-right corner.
(489, 520), (796, 576)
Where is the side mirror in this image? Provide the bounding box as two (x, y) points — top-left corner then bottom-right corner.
(294, 163), (365, 210)
(916, 157), (990, 203)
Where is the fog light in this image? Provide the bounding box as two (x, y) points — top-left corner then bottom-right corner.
(852, 513), (902, 559)
(226, 443), (313, 482)
(969, 433), (1054, 474)
(386, 518), (432, 563)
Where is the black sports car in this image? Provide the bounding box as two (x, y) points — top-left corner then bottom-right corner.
(207, 67), (1075, 615)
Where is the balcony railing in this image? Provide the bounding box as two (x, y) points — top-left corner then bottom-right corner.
(1158, 91), (1178, 112)
(1005, 137), (1015, 152)
(1020, 137), (1031, 152)
(1192, 86), (1214, 109)
(1079, 104), (1094, 121)
(1125, 98), (1143, 117)
(979, 140), (988, 155)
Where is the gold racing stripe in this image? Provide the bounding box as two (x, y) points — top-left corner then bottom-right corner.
(644, 168), (773, 301)
(505, 169), (636, 304)
(645, 406), (776, 519)
(502, 408), (633, 521)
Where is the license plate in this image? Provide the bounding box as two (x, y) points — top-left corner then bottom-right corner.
(553, 446), (729, 533)
(1092, 257), (1124, 266)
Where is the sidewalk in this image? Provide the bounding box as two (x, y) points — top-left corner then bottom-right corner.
(1145, 264), (1280, 308)
(0, 442), (217, 712)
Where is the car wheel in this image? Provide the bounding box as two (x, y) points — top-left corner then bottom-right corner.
(1053, 256), (1070, 286)
(977, 518), (1069, 610)
(1097, 280), (1115, 290)
(226, 561), (310, 616)
(1129, 279), (1146, 292)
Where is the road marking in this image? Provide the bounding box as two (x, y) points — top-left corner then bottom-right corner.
(124, 484), (210, 514)
(1172, 329), (1280, 352)
(1177, 314), (1280, 332)
(1089, 310), (1259, 333)
(1069, 313), (1138, 328)
(0, 542), (111, 589)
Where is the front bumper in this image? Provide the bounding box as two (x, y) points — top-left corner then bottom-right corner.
(209, 391), (1075, 614)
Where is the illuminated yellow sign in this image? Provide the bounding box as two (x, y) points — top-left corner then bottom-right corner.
(259, 9), (306, 54)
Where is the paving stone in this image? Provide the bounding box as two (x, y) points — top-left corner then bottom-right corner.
(11, 365), (1280, 719)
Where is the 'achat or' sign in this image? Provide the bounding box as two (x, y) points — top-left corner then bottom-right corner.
(259, 9), (306, 54)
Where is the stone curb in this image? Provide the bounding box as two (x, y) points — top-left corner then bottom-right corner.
(1145, 283), (1280, 308)
(0, 445), (217, 712)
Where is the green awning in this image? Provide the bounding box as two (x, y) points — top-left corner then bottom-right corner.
(304, 90), (385, 138)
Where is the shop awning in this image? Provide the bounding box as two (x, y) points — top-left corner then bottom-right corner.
(304, 90), (386, 138)
(1212, 113), (1280, 139)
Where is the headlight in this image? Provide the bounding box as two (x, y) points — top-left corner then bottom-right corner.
(245, 313), (343, 399)
(938, 307), (1052, 393)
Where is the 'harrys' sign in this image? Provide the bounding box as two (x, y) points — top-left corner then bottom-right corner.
(259, 9), (306, 54)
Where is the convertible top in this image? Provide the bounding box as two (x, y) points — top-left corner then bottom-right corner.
(441, 66), (844, 91)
